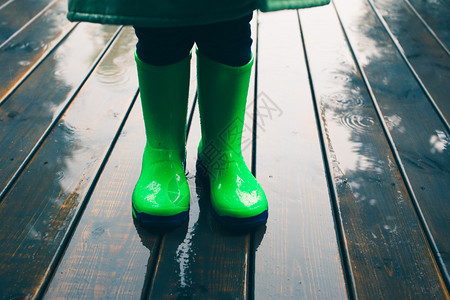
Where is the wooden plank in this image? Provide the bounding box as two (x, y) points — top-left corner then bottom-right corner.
(44, 39), (200, 299)
(334, 0), (450, 284)
(368, 0), (450, 124)
(252, 10), (348, 299)
(404, 0), (450, 50)
(0, 0), (55, 45)
(147, 99), (250, 300)
(299, 4), (448, 298)
(0, 0), (76, 104)
(0, 0), (15, 10)
(0, 27), (138, 299)
(0, 23), (117, 199)
(43, 100), (160, 299)
(147, 19), (258, 297)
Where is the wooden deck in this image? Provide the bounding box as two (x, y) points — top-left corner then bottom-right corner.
(0, 0), (449, 298)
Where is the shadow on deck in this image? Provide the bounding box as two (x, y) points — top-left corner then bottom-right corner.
(0, 0), (449, 298)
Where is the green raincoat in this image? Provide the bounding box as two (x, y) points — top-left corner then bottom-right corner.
(68, 0), (330, 27)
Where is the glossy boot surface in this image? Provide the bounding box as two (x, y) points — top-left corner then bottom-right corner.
(132, 53), (190, 227)
(196, 50), (268, 228)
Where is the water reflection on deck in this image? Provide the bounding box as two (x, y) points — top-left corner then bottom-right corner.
(0, 0), (449, 298)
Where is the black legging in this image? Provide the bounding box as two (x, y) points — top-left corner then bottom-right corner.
(134, 13), (253, 67)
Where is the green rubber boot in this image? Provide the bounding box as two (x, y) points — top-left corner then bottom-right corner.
(132, 52), (190, 227)
(196, 50), (268, 228)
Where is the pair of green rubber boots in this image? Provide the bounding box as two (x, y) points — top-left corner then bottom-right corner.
(132, 50), (268, 228)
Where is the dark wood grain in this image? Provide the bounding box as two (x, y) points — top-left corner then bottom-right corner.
(0, 23), (117, 199)
(334, 0), (450, 285)
(147, 23), (257, 297)
(404, 0), (450, 50)
(44, 38), (200, 299)
(0, 0), (55, 45)
(0, 0), (15, 10)
(0, 27), (138, 300)
(148, 101), (250, 299)
(299, 4), (448, 298)
(1, 1), (449, 298)
(253, 10), (347, 299)
(369, 0), (450, 124)
(0, 0), (76, 103)
(43, 100), (160, 299)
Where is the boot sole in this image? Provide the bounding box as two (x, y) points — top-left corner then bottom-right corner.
(132, 204), (188, 228)
(212, 208), (268, 229)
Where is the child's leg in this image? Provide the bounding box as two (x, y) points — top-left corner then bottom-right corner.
(132, 27), (194, 227)
(134, 26), (194, 65)
(195, 13), (253, 67)
(195, 13), (269, 228)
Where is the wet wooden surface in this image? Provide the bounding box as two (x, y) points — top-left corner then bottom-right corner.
(0, 0), (56, 45)
(254, 11), (347, 299)
(301, 4), (447, 298)
(0, 0), (449, 299)
(0, 0), (76, 103)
